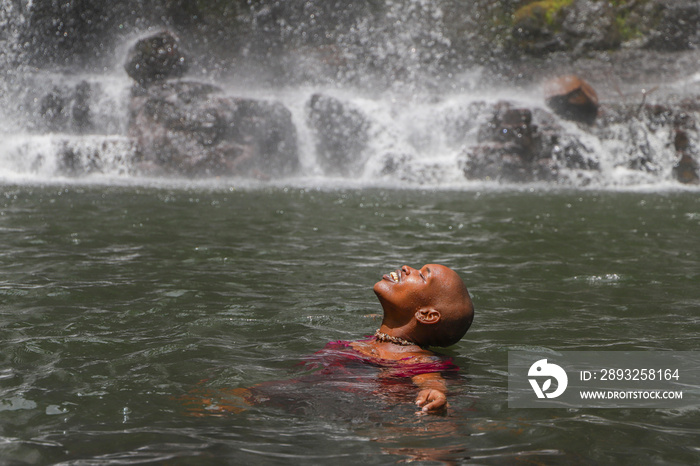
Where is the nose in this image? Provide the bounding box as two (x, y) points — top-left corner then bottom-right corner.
(401, 265), (414, 276)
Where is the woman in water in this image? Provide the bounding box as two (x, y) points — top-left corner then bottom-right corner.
(182, 264), (474, 415)
(351, 263), (474, 412)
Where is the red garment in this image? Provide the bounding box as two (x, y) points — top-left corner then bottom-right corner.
(245, 340), (459, 410)
(180, 340), (460, 417)
(306, 340), (459, 378)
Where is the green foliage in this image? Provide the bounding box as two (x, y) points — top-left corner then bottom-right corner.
(511, 0), (651, 44)
(513, 0), (574, 26)
(610, 0), (651, 41)
(608, 0), (646, 5)
(615, 15), (640, 41)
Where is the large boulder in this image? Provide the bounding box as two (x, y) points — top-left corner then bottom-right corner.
(124, 31), (189, 86)
(306, 93), (371, 176)
(128, 81), (299, 177)
(461, 101), (598, 183)
(477, 103), (539, 161)
(462, 103), (552, 182)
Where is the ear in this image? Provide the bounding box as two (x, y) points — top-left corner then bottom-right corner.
(415, 308), (441, 324)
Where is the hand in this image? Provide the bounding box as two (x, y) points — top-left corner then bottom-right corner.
(415, 388), (447, 414)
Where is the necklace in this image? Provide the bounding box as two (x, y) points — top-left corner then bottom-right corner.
(374, 329), (417, 346)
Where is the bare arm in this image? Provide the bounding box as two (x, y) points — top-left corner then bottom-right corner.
(412, 372), (447, 413)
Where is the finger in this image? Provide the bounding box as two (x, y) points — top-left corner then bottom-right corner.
(415, 390), (430, 407)
(420, 394), (446, 412)
(421, 399), (444, 412)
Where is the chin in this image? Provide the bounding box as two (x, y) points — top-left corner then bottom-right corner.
(373, 280), (384, 296)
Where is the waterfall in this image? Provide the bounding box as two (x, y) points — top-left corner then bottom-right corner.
(1, 0), (699, 188)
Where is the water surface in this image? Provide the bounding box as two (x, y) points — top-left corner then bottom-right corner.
(1, 184), (699, 464)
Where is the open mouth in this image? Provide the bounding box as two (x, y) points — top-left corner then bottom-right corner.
(383, 270), (400, 283)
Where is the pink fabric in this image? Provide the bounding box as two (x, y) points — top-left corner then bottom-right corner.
(299, 339), (460, 378)
(181, 339), (461, 416)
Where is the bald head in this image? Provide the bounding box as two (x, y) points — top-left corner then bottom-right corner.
(374, 264), (474, 347)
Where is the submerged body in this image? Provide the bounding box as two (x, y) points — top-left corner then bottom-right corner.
(182, 339), (461, 417)
(182, 263), (474, 416)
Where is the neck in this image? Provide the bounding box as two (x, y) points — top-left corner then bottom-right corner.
(374, 329), (418, 347)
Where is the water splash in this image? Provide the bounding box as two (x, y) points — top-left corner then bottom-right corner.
(0, 0), (698, 190)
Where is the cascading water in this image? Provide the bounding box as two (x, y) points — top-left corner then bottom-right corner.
(0, 1), (135, 182)
(1, 0), (699, 188)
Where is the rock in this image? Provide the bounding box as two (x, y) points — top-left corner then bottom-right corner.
(643, 1), (700, 51)
(52, 137), (134, 177)
(511, 0), (624, 57)
(39, 86), (68, 132)
(306, 93), (371, 176)
(674, 129), (690, 152)
(673, 153), (699, 184)
(128, 81), (299, 177)
(544, 75), (598, 125)
(590, 100), (700, 181)
(464, 102), (551, 182)
(560, 0), (620, 53)
(462, 101), (598, 183)
(672, 129), (699, 184)
(462, 143), (558, 183)
(58, 143), (103, 176)
(535, 107), (598, 172)
(477, 103), (539, 161)
(72, 81), (93, 133)
(124, 31), (188, 86)
(512, 1), (567, 56)
(36, 81), (94, 133)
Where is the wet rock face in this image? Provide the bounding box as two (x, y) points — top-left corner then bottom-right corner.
(122, 31), (299, 179)
(592, 100), (700, 183)
(509, 0), (700, 59)
(38, 87), (67, 132)
(128, 81), (299, 177)
(463, 103), (551, 182)
(478, 104), (539, 161)
(672, 126), (699, 185)
(461, 101), (598, 183)
(124, 31), (188, 86)
(643, 1), (700, 51)
(306, 93), (371, 176)
(673, 135), (699, 184)
(511, 0), (619, 56)
(560, 0), (620, 53)
(511, 2), (565, 56)
(36, 81), (94, 133)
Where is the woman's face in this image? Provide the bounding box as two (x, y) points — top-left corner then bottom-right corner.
(373, 264), (457, 318)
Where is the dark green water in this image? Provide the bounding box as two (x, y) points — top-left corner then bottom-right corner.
(1, 184), (699, 465)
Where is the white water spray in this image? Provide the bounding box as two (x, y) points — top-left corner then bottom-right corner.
(0, 0), (698, 190)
